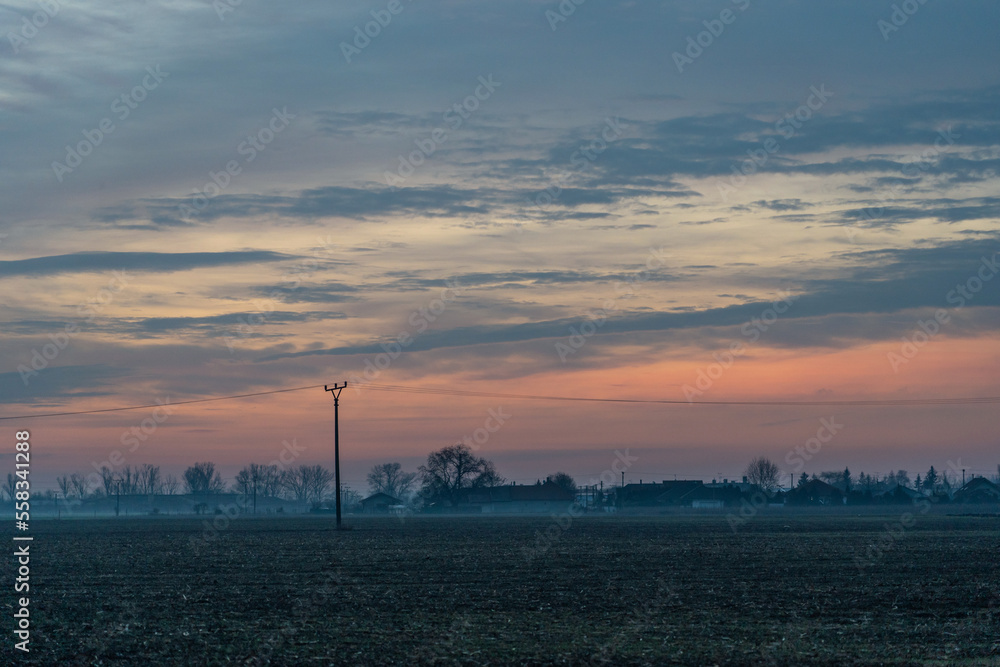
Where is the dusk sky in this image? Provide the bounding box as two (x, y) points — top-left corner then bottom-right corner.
(2, 0), (999, 491)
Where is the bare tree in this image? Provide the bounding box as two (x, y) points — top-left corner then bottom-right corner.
(305, 465), (334, 504)
(136, 464), (161, 495)
(184, 462), (224, 494)
(419, 444), (504, 507)
(4, 473), (16, 502)
(259, 464), (283, 498)
(70, 473), (91, 499)
(57, 475), (72, 499)
(119, 465), (139, 495)
(744, 456), (780, 494)
(281, 465), (333, 503)
(281, 467), (309, 502)
(162, 474), (179, 495)
(367, 462), (417, 500)
(100, 466), (116, 496)
(234, 467), (253, 497)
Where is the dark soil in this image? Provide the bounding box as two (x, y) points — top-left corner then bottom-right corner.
(2, 514), (998, 665)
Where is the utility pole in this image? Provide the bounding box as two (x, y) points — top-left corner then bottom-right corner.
(325, 382), (347, 529)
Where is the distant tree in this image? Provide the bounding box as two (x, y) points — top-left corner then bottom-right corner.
(119, 465), (139, 495)
(136, 464), (161, 495)
(259, 464), (283, 498)
(914, 474), (922, 490)
(940, 470), (953, 493)
(282, 465), (333, 503)
(546, 472), (577, 495)
(162, 474), (179, 495)
(184, 462), (224, 494)
(819, 471), (841, 488)
(70, 473), (90, 499)
(234, 468), (253, 498)
(99, 466), (116, 496)
(895, 470), (911, 489)
(842, 467), (852, 493)
(304, 465), (334, 503)
(858, 472), (875, 493)
(57, 475), (72, 499)
(797, 472), (809, 488)
(235, 464), (269, 512)
(419, 444), (504, 507)
(367, 463), (417, 500)
(923, 466), (938, 491)
(744, 457), (780, 494)
(4, 473), (16, 502)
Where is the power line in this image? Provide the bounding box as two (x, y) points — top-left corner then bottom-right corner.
(359, 383), (1000, 407)
(0, 384), (326, 421)
(3, 380), (1000, 422)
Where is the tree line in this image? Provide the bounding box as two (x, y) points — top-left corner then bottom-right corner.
(744, 456), (997, 496)
(3, 445), (576, 510)
(13, 446), (989, 508)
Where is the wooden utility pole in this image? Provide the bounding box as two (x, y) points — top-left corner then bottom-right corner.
(325, 382), (347, 529)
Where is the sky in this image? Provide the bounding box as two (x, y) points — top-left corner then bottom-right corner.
(2, 0), (999, 492)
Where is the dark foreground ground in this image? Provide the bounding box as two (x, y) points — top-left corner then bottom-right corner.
(2, 513), (999, 666)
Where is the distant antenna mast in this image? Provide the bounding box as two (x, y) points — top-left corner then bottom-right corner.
(325, 382), (348, 529)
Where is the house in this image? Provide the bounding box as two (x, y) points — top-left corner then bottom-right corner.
(463, 481), (575, 514)
(873, 485), (927, 504)
(360, 492), (403, 514)
(618, 480), (743, 508)
(953, 477), (1000, 504)
(785, 479), (844, 506)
